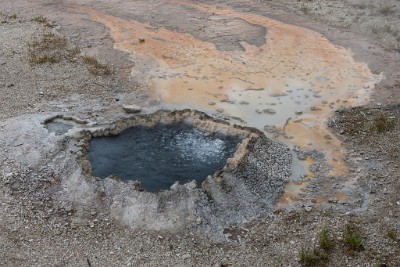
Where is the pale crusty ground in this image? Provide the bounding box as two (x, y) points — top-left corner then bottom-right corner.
(0, 1), (399, 266)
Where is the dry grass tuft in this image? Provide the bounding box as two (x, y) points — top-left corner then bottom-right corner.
(82, 55), (111, 76)
(28, 32), (80, 64)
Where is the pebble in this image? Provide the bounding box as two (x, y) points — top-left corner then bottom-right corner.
(208, 102), (216, 106)
(122, 104), (141, 114)
(328, 197), (338, 203)
(182, 254), (191, 260)
(263, 108), (276, 114)
(305, 206), (312, 212)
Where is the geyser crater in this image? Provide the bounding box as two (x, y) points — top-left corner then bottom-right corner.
(73, 110), (292, 233)
(88, 122), (242, 192)
(78, 110), (256, 192)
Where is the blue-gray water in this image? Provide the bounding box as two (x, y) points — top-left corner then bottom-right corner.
(46, 121), (74, 135)
(89, 123), (241, 192)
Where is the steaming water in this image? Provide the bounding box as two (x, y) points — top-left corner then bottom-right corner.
(89, 123), (241, 192)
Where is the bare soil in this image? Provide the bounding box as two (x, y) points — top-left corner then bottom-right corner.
(0, 0), (399, 266)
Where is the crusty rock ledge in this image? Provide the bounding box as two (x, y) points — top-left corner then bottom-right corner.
(71, 109), (292, 237)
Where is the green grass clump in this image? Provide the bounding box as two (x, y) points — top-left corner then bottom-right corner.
(82, 55), (111, 76)
(372, 113), (395, 133)
(319, 228), (334, 252)
(343, 223), (364, 254)
(387, 229), (398, 241)
(300, 247), (329, 266)
(299, 227), (335, 266)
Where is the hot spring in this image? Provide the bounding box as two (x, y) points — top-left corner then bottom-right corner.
(88, 123), (241, 192)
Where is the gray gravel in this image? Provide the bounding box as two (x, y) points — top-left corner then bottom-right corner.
(1, 2), (400, 266)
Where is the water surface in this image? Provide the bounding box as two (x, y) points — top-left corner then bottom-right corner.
(89, 123), (241, 192)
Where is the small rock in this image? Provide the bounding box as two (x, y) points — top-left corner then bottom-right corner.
(221, 261), (233, 267)
(310, 106), (321, 111)
(182, 254), (191, 260)
(208, 102), (216, 106)
(297, 152), (307, 161)
(305, 206), (312, 212)
(263, 108), (276, 114)
(328, 197), (338, 203)
(170, 181), (179, 190)
(295, 111), (303, 115)
(264, 125), (277, 133)
(196, 217), (202, 225)
(122, 104), (141, 114)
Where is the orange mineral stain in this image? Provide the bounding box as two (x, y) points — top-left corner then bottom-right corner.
(72, 1), (380, 203)
(278, 156), (314, 205)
